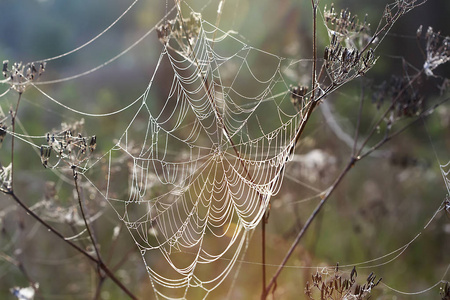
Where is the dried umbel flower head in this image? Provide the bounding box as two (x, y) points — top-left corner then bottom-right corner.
(417, 26), (450, 76)
(324, 33), (376, 83)
(372, 75), (424, 121)
(323, 3), (371, 49)
(40, 120), (97, 169)
(156, 12), (202, 50)
(305, 265), (381, 300)
(2, 60), (46, 93)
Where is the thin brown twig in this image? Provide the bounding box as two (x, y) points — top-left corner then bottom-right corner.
(93, 277), (106, 300)
(311, 0), (318, 102)
(5, 191), (138, 299)
(73, 168), (103, 265)
(261, 3), (321, 299)
(73, 167), (108, 299)
(3, 89), (138, 299)
(265, 156), (358, 295)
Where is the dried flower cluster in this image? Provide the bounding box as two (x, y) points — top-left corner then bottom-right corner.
(324, 3), (371, 49)
(324, 33), (376, 83)
(305, 265), (381, 300)
(370, 25), (450, 128)
(40, 120), (96, 168)
(156, 12), (202, 51)
(2, 60), (46, 93)
(417, 26), (450, 77)
(372, 75), (424, 121)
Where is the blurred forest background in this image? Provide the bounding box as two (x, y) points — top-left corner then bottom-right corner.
(0, 0), (449, 299)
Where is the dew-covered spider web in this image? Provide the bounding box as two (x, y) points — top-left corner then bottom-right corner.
(20, 1), (310, 298)
(86, 8), (303, 299)
(1, 0), (449, 299)
(0, 0), (314, 297)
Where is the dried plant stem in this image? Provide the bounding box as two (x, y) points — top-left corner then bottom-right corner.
(73, 169), (102, 263)
(6, 191), (138, 299)
(212, 0), (226, 47)
(94, 277), (106, 300)
(264, 156), (357, 296)
(73, 168), (106, 295)
(3, 90), (138, 300)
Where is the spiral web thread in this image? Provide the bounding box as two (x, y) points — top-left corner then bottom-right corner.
(76, 6), (307, 299)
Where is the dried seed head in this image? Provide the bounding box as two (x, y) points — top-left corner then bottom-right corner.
(304, 266), (380, 299)
(40, 119), (96, 169)
(3, 60), (46, 93)
(0, 124), (6, 146)
(89, 136), (97, 152)
(40, 145), (52, 168)
(422, 27), (450, 76)
(156, 11), (202, 52)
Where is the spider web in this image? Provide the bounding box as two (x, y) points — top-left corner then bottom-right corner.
(0, 1), (308, 297)
(75, 3), (304, 299)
